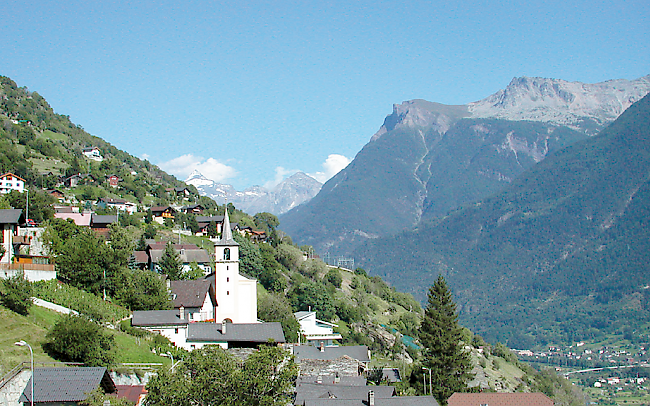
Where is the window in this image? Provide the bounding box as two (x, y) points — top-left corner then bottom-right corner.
(224, 248), (230, 260)
(227, 291), (230, 295)
(227, 277), (229, 282)
(174, 328), (179, 334)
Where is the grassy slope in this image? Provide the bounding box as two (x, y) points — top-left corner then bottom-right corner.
(0, 304), (168, 377)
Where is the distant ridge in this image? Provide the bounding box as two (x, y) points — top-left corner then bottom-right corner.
(186, 170), (321, 215)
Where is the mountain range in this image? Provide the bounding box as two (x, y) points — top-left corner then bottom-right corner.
(280, 75), (650, 257)
(185, 170), (322, 216)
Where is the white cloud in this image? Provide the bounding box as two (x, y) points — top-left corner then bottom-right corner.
(264, 166), (298, 190)
(309, 154), (351, 183)
(141, 153), (151, 161)
(158, 154), (237, 182)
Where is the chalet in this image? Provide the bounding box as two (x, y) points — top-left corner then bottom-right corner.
(166, 187), (191, 198)
(90, 214), (118, 238)
(98, 197), (136, 214)
(150, 206), (176, 224)
(238, 226), (267, 243)
(180, 204), (205, 215)
(195, 215), (224, 236)
(64, 173), (96, 188)
(295, 311), (342, 347)
(146, 242), (212, 275)
(448, 393), (554, 406)
(82, 147), (104, 161)
(106, 174), (121, 188)
(0, 209), (25, 264)
(47, 189), (65, 202)
(0, 172), (26, 194)
(19, 367), (116, 405)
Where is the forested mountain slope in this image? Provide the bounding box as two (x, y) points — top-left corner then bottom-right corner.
(356, 93), (650, 347)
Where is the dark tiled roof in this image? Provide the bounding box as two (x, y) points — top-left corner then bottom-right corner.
(19, 367), (115, 403)
(132, 251), (149, 264)
(297, 376), (366, 386)
(303, 396), (439, 406)
(294, 345), (370, 362)
(91, 214), (118, 226)
(187, 322), (285, 343)
(195, 215), (224, 223)
(132, 310), (189, 326)
(150, 206), (175, 213)
(295, 383), (395, 405)
(448, 393), (554, 406)
(149, 248), (210, 264)
(0, 209), (24, 225)
(171, 279), (214, 308)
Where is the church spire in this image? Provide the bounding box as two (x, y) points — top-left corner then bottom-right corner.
(216, 206), (238, 246)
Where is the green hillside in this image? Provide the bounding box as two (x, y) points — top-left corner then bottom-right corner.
(356, 93), (650, 348)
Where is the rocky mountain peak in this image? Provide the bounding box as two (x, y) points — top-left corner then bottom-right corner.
(469, 75), (650, 132)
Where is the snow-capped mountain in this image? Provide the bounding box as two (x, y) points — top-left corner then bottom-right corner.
(185, 170), (322, 215)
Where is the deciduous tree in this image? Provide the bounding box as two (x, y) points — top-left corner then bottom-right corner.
(0, 271), (33, 315)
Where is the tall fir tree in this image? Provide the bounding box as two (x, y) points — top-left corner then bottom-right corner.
(159, 241), (183, 280)
(419, 275), (473, 404)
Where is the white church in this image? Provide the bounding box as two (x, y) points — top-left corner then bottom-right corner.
(132, 209), (285, 349)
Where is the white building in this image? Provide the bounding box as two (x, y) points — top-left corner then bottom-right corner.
(132, 209), (264, 350)
(82, 147), (103, 161)
(295, 310), (343, 347)
(0, 173), (25, 194)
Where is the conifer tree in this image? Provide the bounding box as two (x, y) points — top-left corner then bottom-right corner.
(419, 275), (473, 404)
(159, 241), (183, 280)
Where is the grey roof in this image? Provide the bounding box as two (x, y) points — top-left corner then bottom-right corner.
(149, 248), (211, 264)
(294, 345), (370, 362)
(187, 322), (285, 343)
(303, 396), (439, 406)
(297, 376), (367, 386)
(91, 214), (118, 226)
(132, 310), (189, 326)
(295, 383), (395, 405)
(19, 367), (115, 403)
(294, 311), (314, 320)
(0, 209), (24, 224)
(196, 215), (224, 223)
(171, 279), (214, 308)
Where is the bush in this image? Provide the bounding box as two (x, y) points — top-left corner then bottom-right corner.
(44, 314), (115, 366)
(0, 271), (33, 315)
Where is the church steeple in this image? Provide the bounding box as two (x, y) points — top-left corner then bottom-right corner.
(216, 206), (238, 246)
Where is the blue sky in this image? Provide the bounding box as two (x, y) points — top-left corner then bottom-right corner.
(3, 0), (648, 190)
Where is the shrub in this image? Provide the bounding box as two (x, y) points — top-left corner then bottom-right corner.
(0, 271), (33, 315)
(44, 314), (115, 366)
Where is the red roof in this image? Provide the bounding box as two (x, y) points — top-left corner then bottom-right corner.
(114, 385), (147, 405)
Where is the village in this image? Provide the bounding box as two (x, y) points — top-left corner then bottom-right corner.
(0, 169), (564, 406)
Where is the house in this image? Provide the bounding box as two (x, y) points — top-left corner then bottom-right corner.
(90, 214), (118, 238)
(295, 383), (437, 406)
(447, 393), (554, 406)
(169, 279), (216, 321)
(150, 206), (176, 224)
(106, 174), (121, 188)
(195, 215), (224, 236)
(180, 204), (205, 215)
(295, 311), (343, 347)
(113, 385), (147, 406)
(0, 209), (25, 264)
(53, 212), (93, 227)
(63, 173), (96, 188)
(82, 147), (104, 161)
(19, 367), (116, 405)
(98, 197), (136, 214)
(146, 243), (212, 275)
(0, 172), (26, 194)
(238, 226), (267, 243)
(47, 189), (65, 202)
(131, 309), (285, 350)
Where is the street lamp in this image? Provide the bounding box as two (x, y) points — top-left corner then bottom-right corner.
(422, 367), (432, 397)
(15, 340), (34, 406)
(160, 352), (179, 373)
